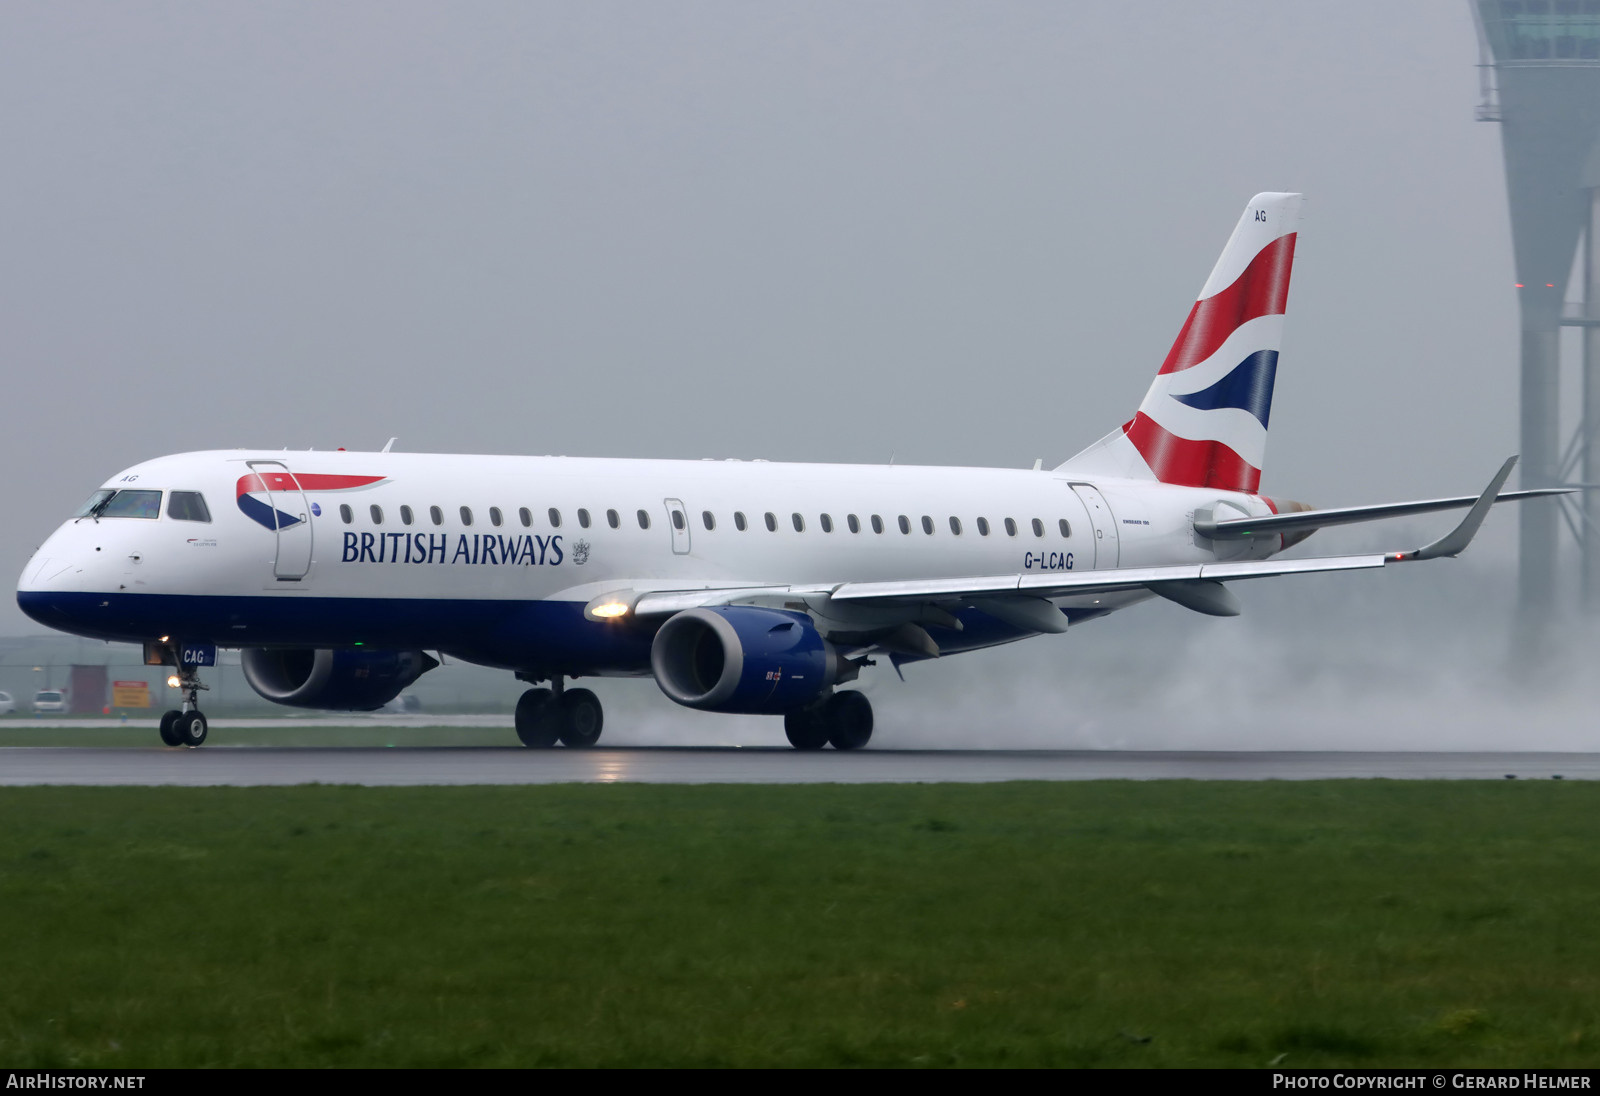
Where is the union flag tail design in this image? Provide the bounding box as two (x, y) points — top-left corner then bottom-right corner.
(1058, 192), (1302, 493)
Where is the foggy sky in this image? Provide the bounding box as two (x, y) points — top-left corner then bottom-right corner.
(0, 2), (1538, 640)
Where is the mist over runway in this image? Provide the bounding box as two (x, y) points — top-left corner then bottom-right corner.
(1, 746), (1595, 786)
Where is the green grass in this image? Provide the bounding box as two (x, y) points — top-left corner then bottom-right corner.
(0, 782), (1597, 1067)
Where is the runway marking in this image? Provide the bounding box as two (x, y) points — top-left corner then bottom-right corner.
(0, 748), (1595, 786)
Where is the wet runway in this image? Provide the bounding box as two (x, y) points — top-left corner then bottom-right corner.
(0, 747), (1595, 786)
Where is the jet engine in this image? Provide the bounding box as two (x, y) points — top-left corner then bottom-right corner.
(241, 647), (438, 711)
(650, 606), (847, 714)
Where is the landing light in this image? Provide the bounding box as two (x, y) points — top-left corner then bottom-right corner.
(584, 591), (640, 621)
(166, 675), (181, 689)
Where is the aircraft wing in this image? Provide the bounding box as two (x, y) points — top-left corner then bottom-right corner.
(621, 554), (1388, 626)
(620, 456), (1525, 628)
(827, 553), (1390, 604)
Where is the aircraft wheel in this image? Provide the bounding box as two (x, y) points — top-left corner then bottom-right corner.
(783, 707), (830, 751)
(177, 711), (208, 748)
(558, 688), (604, 748)
(515, 688), (560, 748)
(158, 710), (184, 747)
(825, 691), (873, 751)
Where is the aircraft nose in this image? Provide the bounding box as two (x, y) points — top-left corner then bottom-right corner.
(17, 546), (97, 633)
(19, 555), (71, 591)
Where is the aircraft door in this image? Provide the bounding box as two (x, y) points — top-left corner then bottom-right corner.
(1069, 483), (1120, 569)
(663, 498), (691, 555)
(245, 460), (314, 581)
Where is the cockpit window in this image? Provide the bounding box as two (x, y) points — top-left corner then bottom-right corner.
(167, 491), (212, 523)
(77, 489), (162, 520)
(72, 490), (116, 518)
(101, 490), (162, 518)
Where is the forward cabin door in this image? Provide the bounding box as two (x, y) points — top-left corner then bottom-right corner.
(1069, 483), (1120, 569)
(664, 498), (691, 555)
(245, 460), (314, 582)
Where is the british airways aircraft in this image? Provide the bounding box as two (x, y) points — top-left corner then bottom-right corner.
(16, 193), (1560, 750)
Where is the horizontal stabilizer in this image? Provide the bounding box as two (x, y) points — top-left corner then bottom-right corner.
(1196, 458), (1568, 540)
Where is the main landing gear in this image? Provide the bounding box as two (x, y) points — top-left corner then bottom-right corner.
(158, 668), (210, 748)
(514, 676), (604, 749)
(784, 691), (873, 751)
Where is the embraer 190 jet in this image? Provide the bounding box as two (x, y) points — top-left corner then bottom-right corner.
(17, 193), (1558, 750)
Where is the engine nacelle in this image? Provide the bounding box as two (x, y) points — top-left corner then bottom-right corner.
(651, 606), (842, 714)
(241, 648), (439, 711)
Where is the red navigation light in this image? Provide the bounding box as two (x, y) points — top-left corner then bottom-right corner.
(1515, 283), (1524, 288)
(1546, 283), (1556, 288)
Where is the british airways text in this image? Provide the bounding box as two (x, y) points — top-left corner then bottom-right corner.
(342, 532), (565, 566)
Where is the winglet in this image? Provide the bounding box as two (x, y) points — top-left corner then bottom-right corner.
(1400, 456), (1518, 561)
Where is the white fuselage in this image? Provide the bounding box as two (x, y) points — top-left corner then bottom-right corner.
(17, 449), (1286, 672)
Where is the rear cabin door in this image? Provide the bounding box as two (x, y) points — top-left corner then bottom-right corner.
(245, 460), (314, 581)
(663, 498), (691, 555)
(1069, 483), (1120, 569)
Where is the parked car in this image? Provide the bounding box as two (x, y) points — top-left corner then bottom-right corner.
(31, 690), (66, 714)
(0, 691), (14, 715)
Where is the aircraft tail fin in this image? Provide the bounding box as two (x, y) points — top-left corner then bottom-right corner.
(1057, 192), (1302, 493)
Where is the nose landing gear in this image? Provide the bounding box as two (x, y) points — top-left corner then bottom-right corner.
(158, 668), (210, 748)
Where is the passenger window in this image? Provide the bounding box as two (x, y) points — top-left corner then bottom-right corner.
(340, 504), (353, 524)
(370, 504), (384, 525)
(1059, 519), (1071, 537)
(764, 512), (777, 532)
(548, 508), (562, 528)
(1004, 517), (1017, 537)
(460, 506), (473, 526)
(702, 510), (716, 531)
(734, 511), (748, 531)
(1032, 518), (1045, 537)
(637, 509), (651, 529)
(977, 517), (990, 536)
(847, 514), (860, 533)
(400, 505), (414, 526)
(921, 515), (934, 535)
(607, 509), (620, 529)
(820, 514), (833, 533)
(871, 514), (884, 534)
(792, 513), (805, 532)
(578, 508), (592, 529)
(898, 515), (911, 534)
(673, 510), (686, 530)
(489, 507), (503, 527)
(949, 516), (961, 535)
(519, 507), (532, 527)
(167, 491), (211, 523)
(430, 506), (444, 526)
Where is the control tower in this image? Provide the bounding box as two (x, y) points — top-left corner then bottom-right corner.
(1472, 1), (1600, 616)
